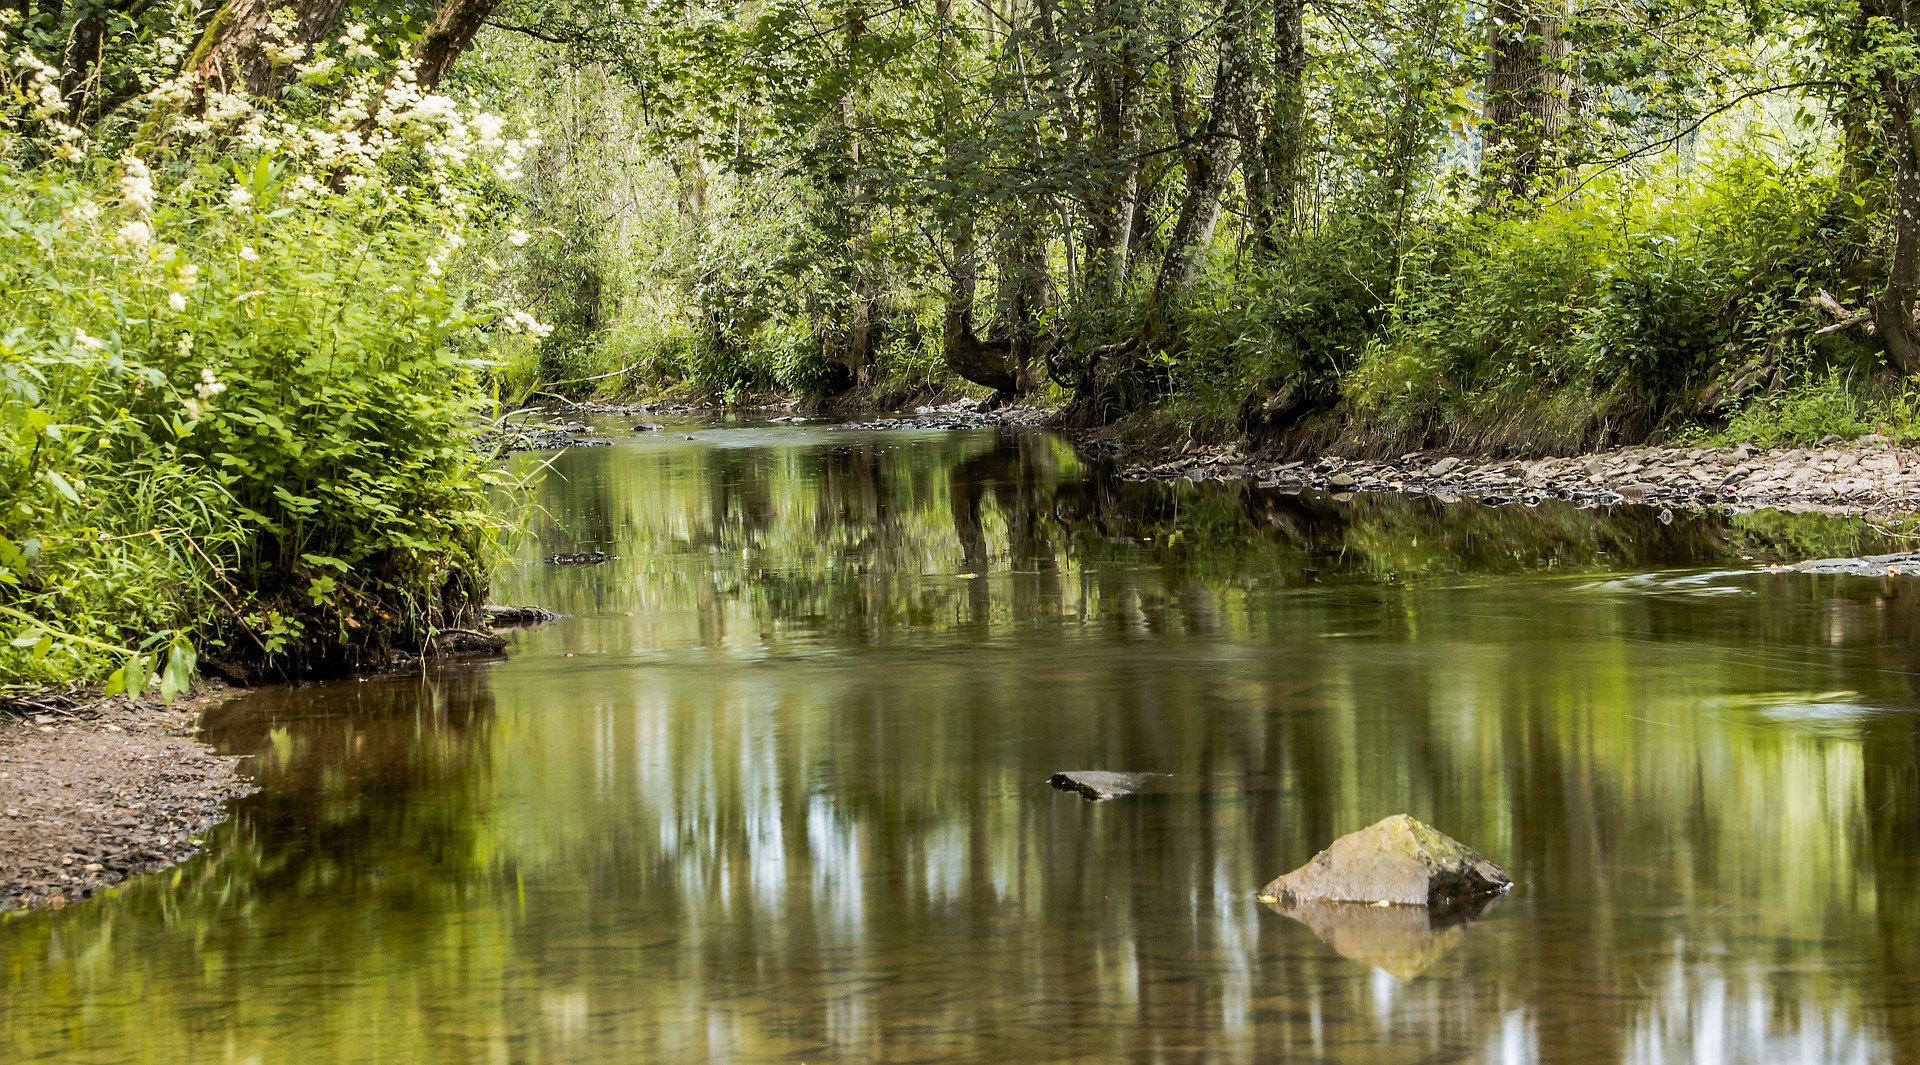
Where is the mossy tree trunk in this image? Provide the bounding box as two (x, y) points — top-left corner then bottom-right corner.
(1865, 0), (1920, 374)
(191, 0), (351, 96)
(1481, 0), (1572, 201)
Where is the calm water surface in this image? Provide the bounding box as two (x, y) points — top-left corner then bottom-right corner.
(8, 422), (1920, 1063)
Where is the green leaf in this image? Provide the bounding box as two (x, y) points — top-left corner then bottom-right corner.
(158, 639), (196, 705)
(43, 469), (79, 503)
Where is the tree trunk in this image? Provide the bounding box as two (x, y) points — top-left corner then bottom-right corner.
(1085, 0), (1142, 303)
(1145, 0), (1252, 336)
(412, 0), (503, 89)
(60, 4), (106, 118)
(820, 0), (876, 390)
(1873, 65), (1920, 374)
(1263, 0), (1309, 247)
(191, 0), (350, 97)
(997, 217), (1050, 391)
(945, 223), (1020, 395)
(1481, 0), (1571, 200)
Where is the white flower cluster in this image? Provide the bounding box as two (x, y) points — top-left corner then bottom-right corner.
(260, 8), (309, 66)
(14, 49), (65, 121)
(166, 259), (198, 312)
(500, 310), (554, 339)
(120, 155), (155, 213)
(115, 219), (152, 249)
(195, 366), (226, 399)
(112, 155), (156, 251)
(339, 22), (377, 61)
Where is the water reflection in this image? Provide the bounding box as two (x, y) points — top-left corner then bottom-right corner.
(5, 423), (1920, 1063)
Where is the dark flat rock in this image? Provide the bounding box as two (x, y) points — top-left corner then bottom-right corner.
(484, 604), (565, 627)
(1048, 771), (1168, 801)
(1258, 813), (1509, 916)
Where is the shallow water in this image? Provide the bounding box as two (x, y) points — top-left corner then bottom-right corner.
(8, 422), (1920, 1063)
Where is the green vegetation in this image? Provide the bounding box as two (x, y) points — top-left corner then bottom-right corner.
(2, 12), (536, 689)
(14, 0), (1920, 691)
(451, 0), (1920, 446)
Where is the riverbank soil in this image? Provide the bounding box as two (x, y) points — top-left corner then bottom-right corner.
(0, 688), (252, 912)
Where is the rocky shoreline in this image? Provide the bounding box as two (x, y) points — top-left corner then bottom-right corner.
(0, 687), (253, 912)
(1118, 436), (1920, 516)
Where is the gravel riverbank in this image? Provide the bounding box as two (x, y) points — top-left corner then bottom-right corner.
(1120, 436), (1920, 515)
(0, 688), (252, 912)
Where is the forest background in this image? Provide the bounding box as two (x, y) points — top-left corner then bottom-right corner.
(6, 0), (1920, 690)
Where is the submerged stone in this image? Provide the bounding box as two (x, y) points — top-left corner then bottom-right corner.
(1257, 814), (1509, 916)
(1048, 771), (1167, 801)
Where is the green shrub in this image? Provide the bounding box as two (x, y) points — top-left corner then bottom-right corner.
(1, 63), (541, 689)
(1343, 139), (1847, 430)
(1713, 374), (1870, 448)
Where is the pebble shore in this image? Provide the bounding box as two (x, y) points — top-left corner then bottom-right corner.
(1122, 436), (1920, 515)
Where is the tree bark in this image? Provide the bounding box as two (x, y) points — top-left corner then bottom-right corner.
(1481, 0), (1571, 200)
(1261, 0), (1309, 248)
(997, 217), (1050, 391)
(1085, 0), (1143, 302)
(412, 0), (503, 89)
(1146, 0), (1252, 335)
(191, 0), (350, 97)
(1860, 0), (1920, 373)
(1873, 67), (1920, 374)
(945, 222), (1020, 395)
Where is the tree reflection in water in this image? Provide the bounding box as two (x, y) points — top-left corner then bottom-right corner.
(5, 423), (1920, 1064)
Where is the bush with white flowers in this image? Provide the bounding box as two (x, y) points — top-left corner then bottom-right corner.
(0, 30), (548, 688)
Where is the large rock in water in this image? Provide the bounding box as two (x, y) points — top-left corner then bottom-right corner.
(1257, 814), (1509, 916)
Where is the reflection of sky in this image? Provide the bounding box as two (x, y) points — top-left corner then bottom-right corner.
(6, 424), (1920, 1063)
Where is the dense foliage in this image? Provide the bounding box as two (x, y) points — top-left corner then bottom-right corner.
(459, 0), (1920, 444)
(1, 13), (542, 690)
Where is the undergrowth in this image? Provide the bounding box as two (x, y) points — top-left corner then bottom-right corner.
(2, 41), (544, 691)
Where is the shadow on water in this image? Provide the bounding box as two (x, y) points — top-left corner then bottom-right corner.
(7, 423), (1920, 1062)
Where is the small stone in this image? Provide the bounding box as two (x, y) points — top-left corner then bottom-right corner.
(1049, 771), (1168, 801)
(1425, 457), (1461, 477)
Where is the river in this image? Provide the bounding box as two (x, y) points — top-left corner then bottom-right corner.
(5, 420), (1920, 1063)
